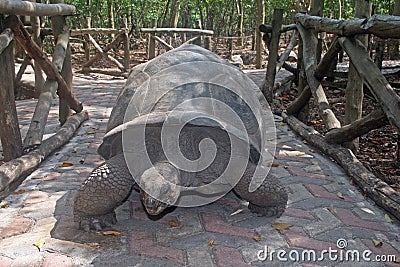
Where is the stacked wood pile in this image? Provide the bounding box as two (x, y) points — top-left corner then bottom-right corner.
(0, 0), (88, 199)
(261, 6), (400, 220)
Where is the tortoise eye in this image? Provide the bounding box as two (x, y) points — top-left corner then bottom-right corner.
(145, 197), (157, 209)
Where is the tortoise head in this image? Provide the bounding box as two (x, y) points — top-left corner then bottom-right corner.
(139, 162), (180, 216)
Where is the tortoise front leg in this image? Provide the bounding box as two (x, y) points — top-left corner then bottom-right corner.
(233, 162), (288, 217)
(73, 154), (135, 231)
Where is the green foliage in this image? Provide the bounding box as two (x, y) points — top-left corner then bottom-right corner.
(64, 0), (396, 36)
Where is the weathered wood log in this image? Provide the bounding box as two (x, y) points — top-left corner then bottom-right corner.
(0, 32), (23, 161)
(0, 28), (13, 54)
(82, 33), (124, 69)
(282, 112), (400, 221)
(0, 0), (75, 16)
(265, 8), (283, 103)
(296, 13), (400, 39)
(338, 37), (400, 133)
(23, 26), (70, 148)
(286, 85), (311, 115)
(86, 34), (124, 71)
(314, 37), (342, 80)
(259, 23), (297, 34)
(325, 108), (387, 144)
(70, 28), (124, 36)
(297, 23), (341, 130)
(276, 30), (298, 73)
(7, 15), (82, 113)
(141, 28), (214, 35)
(0, 111), (89, 199)
(152, 35), (174, 50)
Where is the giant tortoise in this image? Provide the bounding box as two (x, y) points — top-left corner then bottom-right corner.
(73, 44), (288, 231)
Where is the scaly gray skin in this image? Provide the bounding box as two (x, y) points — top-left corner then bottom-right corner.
(73, 154), (135, 231)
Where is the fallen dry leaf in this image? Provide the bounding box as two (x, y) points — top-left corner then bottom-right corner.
(33, 238), (45, 251)
(279, 123), (286, 126)
(31, 175), (45, 179)
(337, 192), (345, 200)
(360, 208), (374, 215)
(169, 220), (179, 227)
(384, 214), (394, 224)
(208, 239), (215, 246)
(372, 239), (383, 247)
(1, 201), (8, 208)
(86, 131), (95, 135)
(349, 179), (356, 186)
(296, 152), (306, 157)
(268, 162), (280, 167)
(59, 162), (74, 168)
(309, 149), (315, 153)
(230, 209), (244, 216)
(101, 230), (121, 236)
(253, 235), (261, 241)
(71, 147), (78, 153)
(303, 140), (308, 144)
(271, 222), (293, 230)
(12, 189), (26, 195)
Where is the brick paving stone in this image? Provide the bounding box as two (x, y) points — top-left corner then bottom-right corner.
(24, 191), (49, 205)
(0, 255), (12, 267)
(287, 166), (331, 180)
(305, 184), (355, 202)
(201, 213), (255, 239)
(187, 248), (215, 267)
(130, 230), (186, 265)
(282, 208), (315, 221)
(42, 253), (73, 267)
(304, 208), (342, 237)
(0, 217), (33, 239)
(286, 184), (314, 204)
(329, 208), (388, 232)
(213, 245), (249, 267)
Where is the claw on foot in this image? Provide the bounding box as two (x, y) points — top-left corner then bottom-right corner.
(74, 212), (117, 232)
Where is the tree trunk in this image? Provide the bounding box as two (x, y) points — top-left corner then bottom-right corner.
(389, 0), (400, 59)
(0, 16), (23, 161)
(255, 0), (265, 69)
(344, 0), (371, 151)
(170, 0), (180, 28)
(237, 0), (244, 46)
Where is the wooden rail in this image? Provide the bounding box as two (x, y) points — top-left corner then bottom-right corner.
(0, 0), (75, 16)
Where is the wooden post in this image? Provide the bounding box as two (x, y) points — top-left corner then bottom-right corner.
(264, 8), (283, 103)
(0, 20), (23, 161)
(51, 0), (72, 126)
(297, 24), (341, 130)
(255, 0), (265, 69)
(148, 18), (157, 59)
(23, 25), (71, 147)
(344, 0), (372, 151)
(122, 18), (130, 71)
(83, 16), (91, 62)
(29, 3), (44, 98)
(194, 19), (202, 46)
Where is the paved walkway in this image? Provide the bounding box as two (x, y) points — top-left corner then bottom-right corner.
(0, 70), (399, 267)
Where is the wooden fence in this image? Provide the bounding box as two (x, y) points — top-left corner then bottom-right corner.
(141, 26), (214, 59)
(261, 9), (400, 220)
(0, 0), (88, 199)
